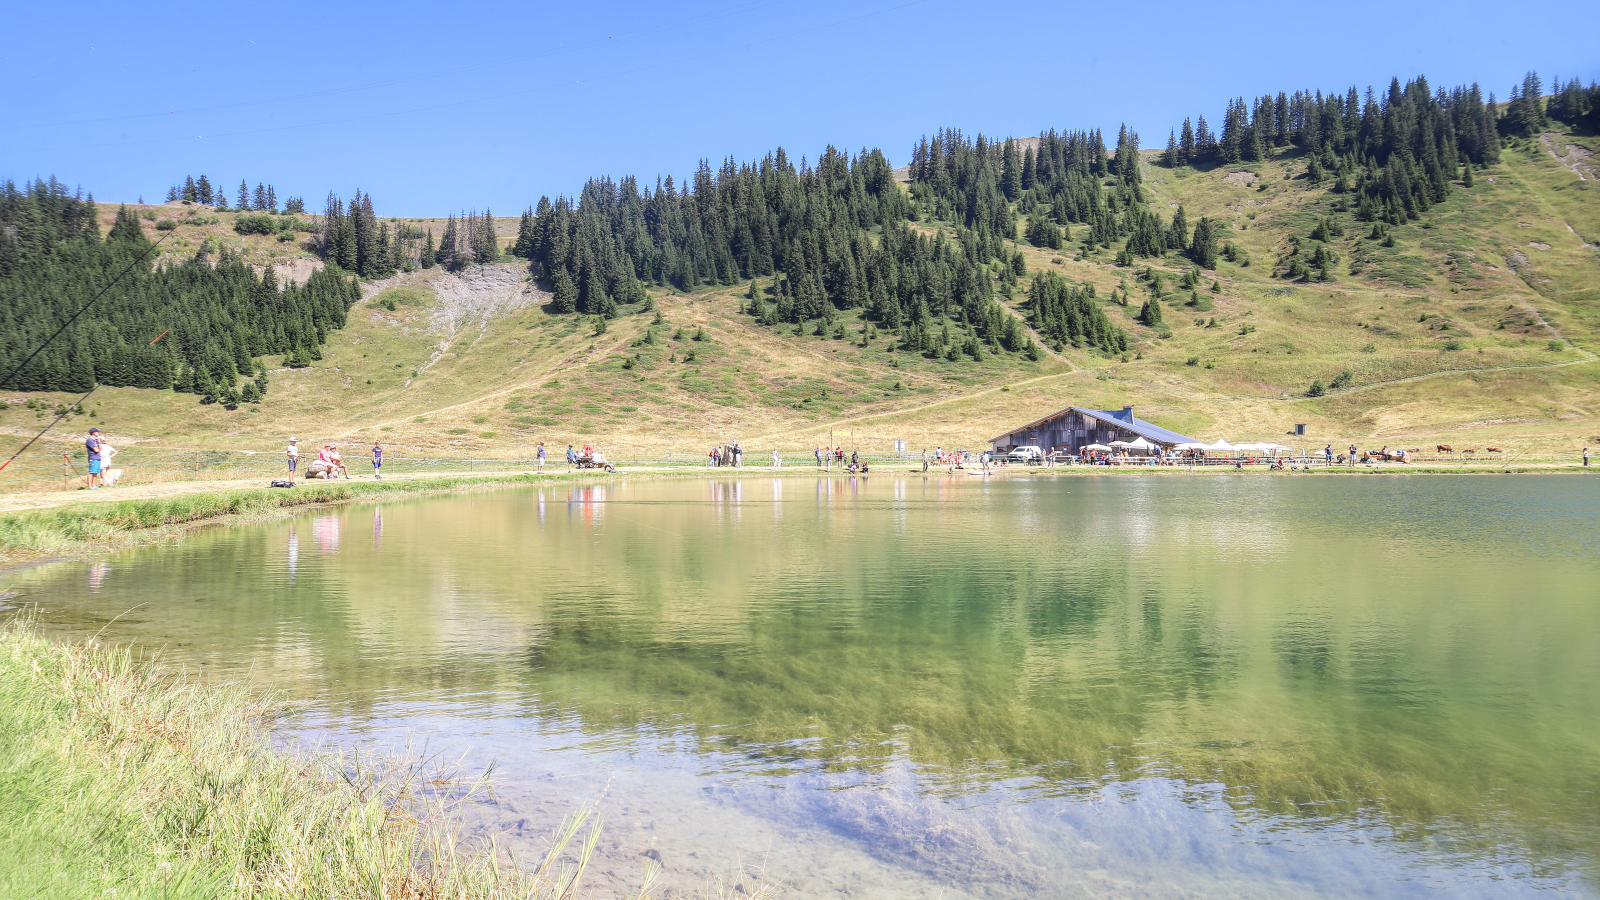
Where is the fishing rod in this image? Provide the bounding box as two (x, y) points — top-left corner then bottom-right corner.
(0, 229), (171, 392)
(0, 329), (169, 474)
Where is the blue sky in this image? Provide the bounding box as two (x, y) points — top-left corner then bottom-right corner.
(3, 0), (1593, 216)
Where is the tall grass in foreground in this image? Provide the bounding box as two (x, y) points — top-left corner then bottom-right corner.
(0, 619), (648, 899)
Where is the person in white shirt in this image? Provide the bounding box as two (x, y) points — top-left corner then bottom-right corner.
(286, 437), (300, 480)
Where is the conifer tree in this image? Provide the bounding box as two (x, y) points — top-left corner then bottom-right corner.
(551, 270), (578, 313)
(237, 180), (250, 210)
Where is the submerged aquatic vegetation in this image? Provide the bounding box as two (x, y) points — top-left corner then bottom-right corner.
(0, 619), (629, 900)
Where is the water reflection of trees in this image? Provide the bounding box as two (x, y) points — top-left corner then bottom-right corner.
(8, 478), (1599, 886)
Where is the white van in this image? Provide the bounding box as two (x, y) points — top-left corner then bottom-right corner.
(1006, 446), (1044, 464)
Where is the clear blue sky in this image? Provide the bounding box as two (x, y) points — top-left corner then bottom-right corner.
(3, 0), (1593, 216)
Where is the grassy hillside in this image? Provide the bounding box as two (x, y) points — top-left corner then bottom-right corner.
(3, 128), (1597, 466)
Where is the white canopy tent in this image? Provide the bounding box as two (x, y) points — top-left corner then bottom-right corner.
(1082, 443), (1114, 452)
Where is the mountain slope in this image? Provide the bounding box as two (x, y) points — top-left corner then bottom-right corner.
(2, 129), (1597, 462)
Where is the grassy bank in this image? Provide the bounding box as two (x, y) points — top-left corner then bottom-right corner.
(0, 473), (603, 568)
(0, 620), (615, 900)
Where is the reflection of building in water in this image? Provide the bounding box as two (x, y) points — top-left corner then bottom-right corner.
(312, 515), (341, 553)
(87, 561), (109, 593)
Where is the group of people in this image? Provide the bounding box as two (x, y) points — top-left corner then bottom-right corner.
(709, 443), (742, 467)
(286, 437), (382, 480)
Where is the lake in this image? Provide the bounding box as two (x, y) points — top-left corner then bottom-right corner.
(5, 473), (1598, 898)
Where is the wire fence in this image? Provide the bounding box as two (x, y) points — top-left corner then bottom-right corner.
(1, 446), (1586, 494)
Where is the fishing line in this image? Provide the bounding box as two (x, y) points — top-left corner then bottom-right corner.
(0, 229), (171, 392)
(0, 328), (169, 473)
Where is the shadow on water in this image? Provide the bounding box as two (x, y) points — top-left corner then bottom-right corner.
(5, 475), (1599, 898)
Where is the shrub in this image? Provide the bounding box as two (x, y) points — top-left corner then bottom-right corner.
(154, 219), (178, 231)
(1548, 340), (1565, 352)
(1307, 380), (1326, 397)
(1330, 370), (1353, 390)
(1186, 356), (1200, 366)
(1443, 340), (1463, 351)
(233, 214), (277, 236)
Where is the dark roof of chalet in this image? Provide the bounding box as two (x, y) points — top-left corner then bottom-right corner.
(989, 406), (1198, 446)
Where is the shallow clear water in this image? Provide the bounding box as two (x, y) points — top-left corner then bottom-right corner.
(6, 474), (1599, 898)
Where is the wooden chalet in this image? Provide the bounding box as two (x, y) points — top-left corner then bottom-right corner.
(989, 406), (1198, 453)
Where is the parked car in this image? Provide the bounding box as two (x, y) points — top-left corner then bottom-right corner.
(1006, 446), (1044, 464)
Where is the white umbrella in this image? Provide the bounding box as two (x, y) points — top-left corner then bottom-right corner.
(1083, 443), (1113, 451)
(1107, 440), (1134, 448)
(1206, 439), (1236, 452)
(1173, 442), (1209, 451)
(1126, 437), (1155, 449)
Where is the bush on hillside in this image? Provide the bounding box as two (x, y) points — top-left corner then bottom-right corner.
(233, 214), (278, 236)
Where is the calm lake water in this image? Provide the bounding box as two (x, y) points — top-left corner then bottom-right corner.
(6, 474), (1599, 898)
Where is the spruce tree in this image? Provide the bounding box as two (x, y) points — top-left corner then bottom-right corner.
(237, 180), (250, 210)
(551, 270), (578, 313)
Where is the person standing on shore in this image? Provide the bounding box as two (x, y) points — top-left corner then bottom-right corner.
(772, 449), (781, 469)
(1584, 446), (1590, 468)
(371, 441), (383, 479)
(566, 444), (576, 471)
(536, 442), (546, 472)
(286, 437), (299, 481)
(814, 446), (823, 469)
(84, 428), (103, 488)
(1348, 443), (1357, 467)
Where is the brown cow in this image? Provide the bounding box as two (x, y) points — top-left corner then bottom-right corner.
(1462, 448), (1477, 455)
(1486, 447), (1502, 453)
(1437, 445), (1454, 453)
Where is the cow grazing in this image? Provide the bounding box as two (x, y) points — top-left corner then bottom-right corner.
(1437, 445), (1454, 453)
(1462, 448), (1477, 455)
(1486, 447), (1502, 453)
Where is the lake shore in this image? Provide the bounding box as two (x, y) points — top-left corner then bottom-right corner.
(0, 619), (610, 900)
(2, 461), (1593, 569)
